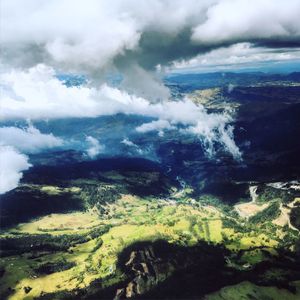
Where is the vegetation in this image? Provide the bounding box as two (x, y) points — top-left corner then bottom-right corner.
(206, 281), (300, 300)
(256, 185), (295, 204)
(33, 259), (76, 275)
(290, 205), (300, 230)
(0, 179), (299, 300)
(249, 201), (281, 224)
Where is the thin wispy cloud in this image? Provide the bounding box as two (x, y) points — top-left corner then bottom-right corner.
(172, 43), (300, 72)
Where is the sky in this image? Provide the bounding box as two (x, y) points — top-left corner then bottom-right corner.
(1, 0), (300, 193)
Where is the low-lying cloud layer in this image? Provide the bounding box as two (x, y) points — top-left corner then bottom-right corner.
(0, 65), (241, 159)
(0, 64), (163, 120)
(0, 125), (63, 153)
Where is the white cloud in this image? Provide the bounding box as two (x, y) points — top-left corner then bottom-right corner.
(0, 64), (219, 123)
(0, 124), (63, 193)
(1, 0), (299, 74)
(185, 122), (241, 159)
(1, 0), (299, 102)
(192, 0), (300, 44)
(0, 65), (241, 159)
(121, 138), (136, 147)
(0, 0), (210, 70)
(5, 0), (299, 192)
(1, 0), (141, 69)
(0, 146), (31, 194)
(136, 120), (175, 134)
(172, 43), (300, 71)
(136, 102), (242, 160)
(85, 136), (103, 158)
(0, 64), (157, 120)
(121, 138), (143, 154)
(0, 125), (63, 153)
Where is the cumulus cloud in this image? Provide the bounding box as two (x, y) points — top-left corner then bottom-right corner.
(1, 0), (140, 69)
(85, 136), (103, 158)
(0, 125), (63, 153)
(0, 64), (217, 122)
(0, 64), (159, 120)
(191, 0), (300, 45)
(0, 146), (31, 194)
(1, 0), (299, 76)
(1, 1), (299, 104)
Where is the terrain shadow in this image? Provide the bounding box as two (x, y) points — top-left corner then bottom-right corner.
(0, 157), (174, 228)
(82, 240), (239, 300)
